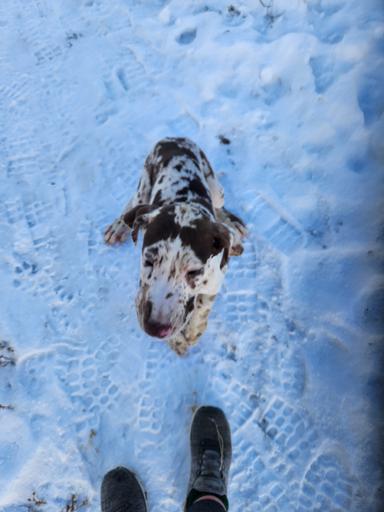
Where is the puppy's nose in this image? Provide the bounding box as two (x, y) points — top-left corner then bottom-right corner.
(142, 300), (172, 338)
(144, 321), (172, 339)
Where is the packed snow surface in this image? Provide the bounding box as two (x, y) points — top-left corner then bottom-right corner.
(0, 0), (383, 511)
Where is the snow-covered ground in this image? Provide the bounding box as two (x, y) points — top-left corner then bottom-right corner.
(1, 0), (383, 510)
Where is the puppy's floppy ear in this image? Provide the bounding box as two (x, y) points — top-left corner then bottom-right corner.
(211, 223), (231, 269)
(214, 207), (247, 257)
(123, 204), (159, 244)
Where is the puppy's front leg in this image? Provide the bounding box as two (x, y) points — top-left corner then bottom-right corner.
(104, 198), (134, 245)
(168, 294), (216, 355)
(104, 171), (152, 245)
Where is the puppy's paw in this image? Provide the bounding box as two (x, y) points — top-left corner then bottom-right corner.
(168, 337), (189, 356)
(230, 242), (244, 256)
(104, 218), (130, 245)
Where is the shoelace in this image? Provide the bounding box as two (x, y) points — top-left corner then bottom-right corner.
(199, 418), (225, 477)
(199, 448), (223, 479)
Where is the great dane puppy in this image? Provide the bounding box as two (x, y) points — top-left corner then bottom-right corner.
(105, 137), (246, 355)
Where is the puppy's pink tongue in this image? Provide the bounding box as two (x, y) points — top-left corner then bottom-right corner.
(159, 326), (172, 338)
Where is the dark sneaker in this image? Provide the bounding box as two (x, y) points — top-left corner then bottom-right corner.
(185, 406), (232, 510)
(101, 467), (147, 512)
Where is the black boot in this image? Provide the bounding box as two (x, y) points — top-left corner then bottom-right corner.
(101, 467), (147, 512)
(185, 406), (232, 511)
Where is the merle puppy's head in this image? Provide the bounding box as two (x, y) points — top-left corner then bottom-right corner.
(124, 203), (230, 340)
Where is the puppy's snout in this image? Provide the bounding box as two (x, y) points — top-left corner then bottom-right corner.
(144, 320), (172, 339)
(142, 299), (172, 338)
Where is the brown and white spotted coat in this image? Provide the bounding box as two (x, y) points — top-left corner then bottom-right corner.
(105, 137), (246, 355)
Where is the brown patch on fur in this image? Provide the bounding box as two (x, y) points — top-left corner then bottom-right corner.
(153, 190), (163, 205)
(184, 296), (195, 321)
(144, 155), (157, 186)
(188, 177), (211, 201)
(193, 198), (214, 214)
(140, 206), (230, 266)
(156, 140), (199, 168)
(180, 219), (230, 265)
(173, 177), (213, 213)
(123, 204), (159, 243)
(143, 206), (180, 248)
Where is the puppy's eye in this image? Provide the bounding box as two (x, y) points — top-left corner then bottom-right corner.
(186, 269), (203, 280)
